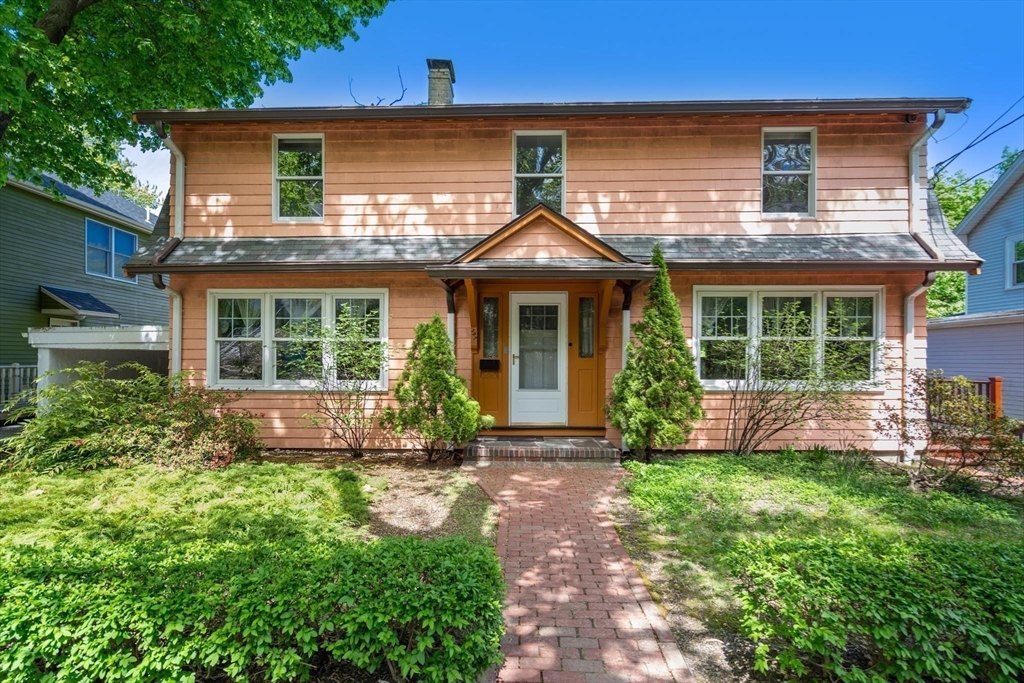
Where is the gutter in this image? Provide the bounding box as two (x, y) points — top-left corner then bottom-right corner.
(133, 97), (971, 125)
(146, 119), (186, 375)
(902, 271), (936, 463)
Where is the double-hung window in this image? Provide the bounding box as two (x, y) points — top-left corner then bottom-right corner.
(514, 131), (565, 215)
(273, 134), (324, 221)
(694, 287), (883, 388)
(762, 128), (816, 217)
(86, 219), (137, 282)
(1008, 236), (1024, 289)
(209, 289), (388, 390)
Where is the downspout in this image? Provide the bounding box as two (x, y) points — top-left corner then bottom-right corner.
(151, 120), (185, 374)
(619, 281), (647, 453)
(901, 111), (946, 462)
(432, 278), (457, 342)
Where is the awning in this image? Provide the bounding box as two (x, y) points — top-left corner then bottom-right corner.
(40, 286), (120, 319)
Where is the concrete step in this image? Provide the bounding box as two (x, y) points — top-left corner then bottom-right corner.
(464, 436), (621, 464)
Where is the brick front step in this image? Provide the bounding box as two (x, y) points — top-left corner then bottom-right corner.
(464, 437), (621, 463)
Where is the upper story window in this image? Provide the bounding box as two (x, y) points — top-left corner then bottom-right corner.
(514, 131), (565, 215)
(86, 218), (137, 282)
(273, 134), (324, 222)
(1008, 236), (1024, 289)
(762, 128), (816, 217)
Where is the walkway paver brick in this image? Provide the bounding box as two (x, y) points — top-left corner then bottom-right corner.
(467, 466), (695, 683)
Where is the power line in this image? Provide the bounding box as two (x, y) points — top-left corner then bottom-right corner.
(932, 95), (1023, 175)
(943, 150), (1022, 190)
(930, 113), (1024, 183)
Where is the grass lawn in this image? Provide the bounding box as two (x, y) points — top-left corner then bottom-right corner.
(611, 450), (1024, 683)
(0, 457), (501, 683)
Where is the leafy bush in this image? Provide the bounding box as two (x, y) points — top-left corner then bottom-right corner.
(731, 535), (1024, 683)
(607, 243), (704, 461)
(878, 370), (1024, 492)
(0, 535), (505, 683)
(1, 362), (261, 473)
(382, 314), (493, 461)
(283, 306), (389, 457)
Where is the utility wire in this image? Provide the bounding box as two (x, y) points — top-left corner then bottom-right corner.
(932, 95), (1024, 175)
(930, 113), (1024, 184)
(943, 150), (1022, 190)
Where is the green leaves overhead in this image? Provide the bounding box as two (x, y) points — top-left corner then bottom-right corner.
(0, 0), (390, 194)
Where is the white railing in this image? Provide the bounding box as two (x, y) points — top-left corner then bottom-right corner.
(0, 364), (38, 411)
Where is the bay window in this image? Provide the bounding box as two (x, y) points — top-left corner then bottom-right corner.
(693, 287), (883, 388)
(208, 289), (388, 389)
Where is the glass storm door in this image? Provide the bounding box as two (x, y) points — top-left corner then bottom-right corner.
(509, 292), (568, 424)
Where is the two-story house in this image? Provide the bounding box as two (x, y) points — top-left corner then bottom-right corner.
(929, 153), (1024, 419)
(0, 176), (169, 402)
(125, 60), (980, 455)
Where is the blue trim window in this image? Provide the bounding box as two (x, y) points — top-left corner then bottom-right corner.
(86, 219), (137, 282)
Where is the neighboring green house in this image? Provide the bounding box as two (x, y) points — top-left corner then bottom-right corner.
(0, 178), (169, 369)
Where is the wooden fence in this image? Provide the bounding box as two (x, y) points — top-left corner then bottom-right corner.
(928, 376), (1003, 421)
(0, 364), (38, 411)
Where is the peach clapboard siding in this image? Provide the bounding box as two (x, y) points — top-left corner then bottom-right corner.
(604, 271), (927, 453)
(169, 114), (926, 239)
(476, 216), (603, 259)
(173, 269), (924, 452)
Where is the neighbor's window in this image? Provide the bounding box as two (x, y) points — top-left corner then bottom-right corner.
(274, 135), (324, 221)
(514, 131), (565, 215)
(209, 290), (388, 389)
(86, 219), (137, 282)
(762, 129), (815, 216)
(694, 288), (881, 387)
(1008, 237), (1024, 288)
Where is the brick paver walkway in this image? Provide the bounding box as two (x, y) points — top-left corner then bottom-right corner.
(469, 466), (694, 683)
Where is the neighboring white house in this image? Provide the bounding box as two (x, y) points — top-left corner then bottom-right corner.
(928, 154), (1024, 419)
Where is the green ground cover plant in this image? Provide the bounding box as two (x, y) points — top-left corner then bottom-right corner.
(0, 463), (505, 682)
(621, 451), (1024, 682)
(2, 362), (262, 473)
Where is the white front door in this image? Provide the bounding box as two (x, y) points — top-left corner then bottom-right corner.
(509, 291), (568, 425)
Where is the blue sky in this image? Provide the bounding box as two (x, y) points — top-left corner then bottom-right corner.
(128, 0), (1024, 194)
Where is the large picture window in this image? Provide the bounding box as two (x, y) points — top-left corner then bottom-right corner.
(514, 131), (565, 215)
(208, 289), (388, 389)
(694, 287), (883, 388)
(273, 134), (324, 221)
(762, 128), (816, 216)
(86, 219), (137, 282)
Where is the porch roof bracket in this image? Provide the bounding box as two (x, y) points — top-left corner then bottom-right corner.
(598, 280), (614, 351)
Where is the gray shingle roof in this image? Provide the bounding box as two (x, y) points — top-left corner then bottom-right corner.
(126, 231), (978, 275)
(925, 189), (984, 263)
(31, 175), (160, 229)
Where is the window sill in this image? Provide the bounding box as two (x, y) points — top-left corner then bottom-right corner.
(208, 383), (389, 393)
(271, 218), (325, 225)
(699, 381), (886, 395)
(87, 271), (138, 285)
(760, 214), (817, 221)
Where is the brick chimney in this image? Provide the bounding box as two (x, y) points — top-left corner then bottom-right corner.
(426, 59), (455, 106)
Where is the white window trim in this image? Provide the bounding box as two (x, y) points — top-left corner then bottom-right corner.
(761, 127), (817, 219)
(512, 130), (567, 216)
(1006, 235), (1024, 290)
(691, 285), (886, 392)
(206, 288), (389, 391)
(272, 133), (326, 224)
(85, 218), (138, 283)
(49, 318), (80, 327)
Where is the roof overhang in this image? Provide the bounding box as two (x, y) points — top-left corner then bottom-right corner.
(26, 325), (168, 350)
(954, 154), (1024, 239)
(661, 259), (980, 272)
(927, 309), (1024, 330)
(40, 286), (120, 319)
(134, 97), (971, 125)
(126, 259), (449, 275)
(427, 262), (657, 280)
(8, 180), (154, 234)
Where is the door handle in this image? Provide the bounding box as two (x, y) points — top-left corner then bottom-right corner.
(512, 354), (518, 364)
